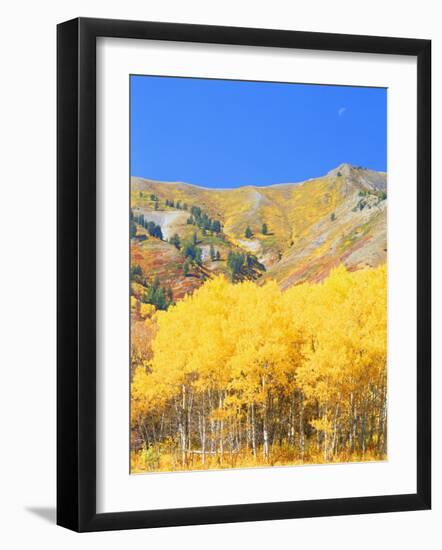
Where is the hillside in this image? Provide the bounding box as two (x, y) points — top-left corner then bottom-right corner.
(130, 163), (387, 303)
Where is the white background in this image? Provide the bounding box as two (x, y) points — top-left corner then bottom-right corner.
(0, 0), (440, 548)
(97, 39), (417, 513)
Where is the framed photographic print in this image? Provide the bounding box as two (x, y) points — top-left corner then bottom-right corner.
(57, 17), (431, 532)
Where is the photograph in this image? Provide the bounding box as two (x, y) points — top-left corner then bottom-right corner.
(0, 1), (434, 541)
(129, 75), (388, 473)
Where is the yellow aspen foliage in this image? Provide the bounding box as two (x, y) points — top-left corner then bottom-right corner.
(131, 264), (387, 472)
(140, 303), (156, 319)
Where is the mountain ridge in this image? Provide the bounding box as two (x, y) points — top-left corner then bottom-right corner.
(130, 163), (387, 302)
(131, 163), (387, 192)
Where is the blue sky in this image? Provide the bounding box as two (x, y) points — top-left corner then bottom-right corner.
(130, 75), (387, 188)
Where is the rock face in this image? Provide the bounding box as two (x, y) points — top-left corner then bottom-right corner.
(131, 164), (387, 291)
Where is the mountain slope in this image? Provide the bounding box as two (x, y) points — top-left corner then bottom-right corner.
(130, 163), (386, 296)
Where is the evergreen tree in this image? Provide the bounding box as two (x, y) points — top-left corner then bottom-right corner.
(143, 285), (155, 306)
(169, 233), (181, 249)
(152, 276), (160, 290)
(195, 247), (203, 265)
(152, 225), (163, 240)
(183, 260), (190, 276)
(202, 213), (210, 230)
(155, 287), (166, 310)
(227, 251), (245, 280)
(191, 206), (202, 219)
(210, 244), (216, 261)
(261, 223), (268, 235)
(142, 277), (172, 311)
(130, 264), (143, 281)
(130, 220), (137, 238)
(183, 241), (202, 262)
(167, 286), (173, 303)
(245, 226), (253, 239)
(183, 241), (194, 260)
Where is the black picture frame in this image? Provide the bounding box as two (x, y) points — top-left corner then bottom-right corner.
(57, 17), (431, 532)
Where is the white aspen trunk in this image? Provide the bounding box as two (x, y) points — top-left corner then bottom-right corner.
(159, 413), (165, 441)
(317, 403), (322, 451)
(246, 406), (251, 451)
(251, 402), (257, 457)
(381, 407), (387, 455)
(179, 421), (186, 466)
(181, 384), (187, 466)
(263, 414), (269, 461)
(377, 389), (386, 453)
(202, 422), (206, 465)
(289, 394), (295, 447)
(229, 424), (234, 460)
(208, 389), (215, 454)
(360, 396), (368, 455)
(352, 404), (358, 452)
(187, 389), (194, 456)
(378, 389), (387, 454)
(198, 411), (206, 466)
(262, 377), (269, 461)
(349, 392), (353, 451)
(361, 413), (367, 454)
(219, 393), (224, 462)
(331, 404), (339, 457)
(235, 416), (241, 453)
(298, 393), (305, 460)
(368, 388), (376, 447)
(201, 392), (206, 465)
(139, 421), (148, 449)
(323, 403), (329, 463)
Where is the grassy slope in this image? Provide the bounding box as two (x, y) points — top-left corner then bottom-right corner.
(130, 163), (387, 295)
